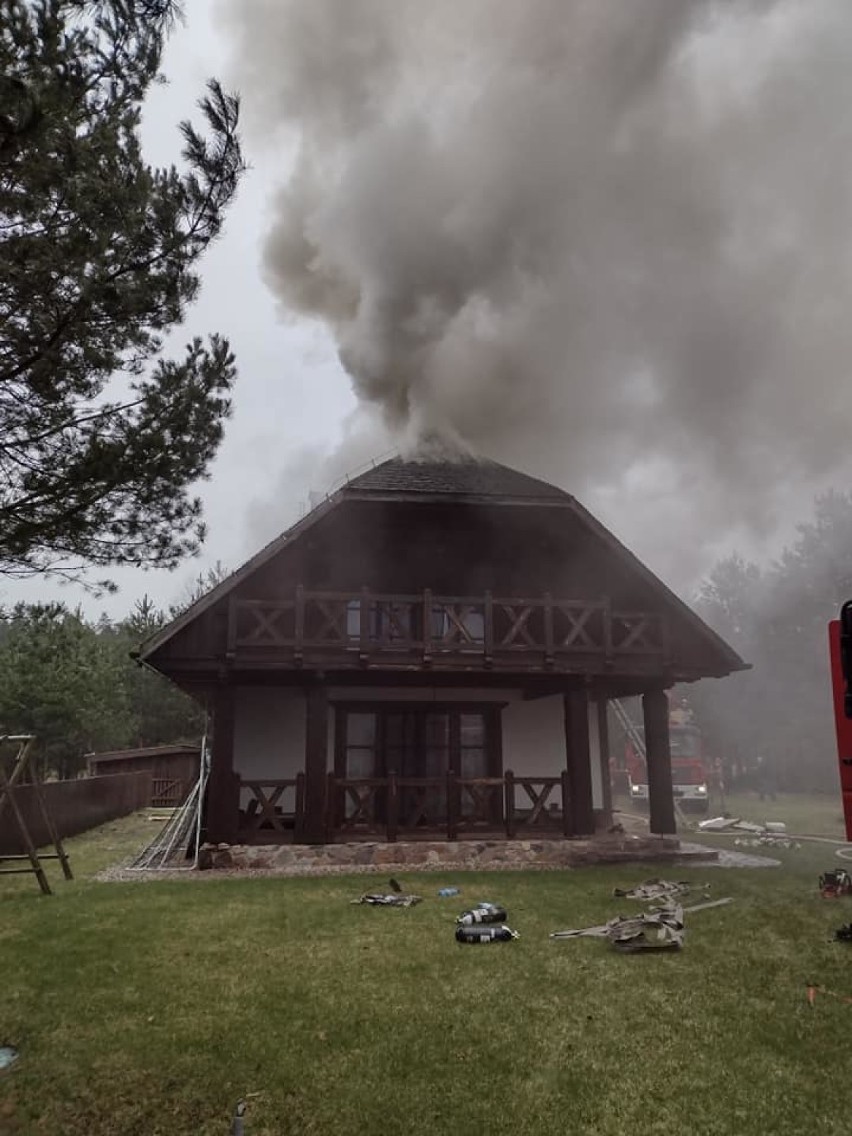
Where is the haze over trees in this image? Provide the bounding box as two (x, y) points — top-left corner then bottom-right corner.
(685, 490), (852, 793)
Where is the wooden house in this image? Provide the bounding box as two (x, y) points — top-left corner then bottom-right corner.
(86, 744), (200, 807)
(139, 457), (746, 846)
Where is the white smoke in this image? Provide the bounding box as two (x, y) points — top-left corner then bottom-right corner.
(225, 0), (852, 586)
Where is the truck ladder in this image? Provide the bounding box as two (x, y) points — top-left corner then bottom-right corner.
(611, 700), (690, 829)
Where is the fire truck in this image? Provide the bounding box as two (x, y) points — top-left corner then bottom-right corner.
(616, 699), (712, 815)
(827, 603), (852, 839)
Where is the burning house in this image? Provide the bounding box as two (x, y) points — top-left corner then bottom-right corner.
(139, 455), (746, 848)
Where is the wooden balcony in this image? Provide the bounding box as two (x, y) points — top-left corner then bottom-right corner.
(226, 588), (669, 673)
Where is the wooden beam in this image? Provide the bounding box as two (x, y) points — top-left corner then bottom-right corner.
(643, 688), (676, 835)
(302, 684), (329, 844)
(206, 684), (238, 844)
(564, 690), (595, 835)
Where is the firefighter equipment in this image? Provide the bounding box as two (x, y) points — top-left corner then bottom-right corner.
(612, 879), (702, 901)
(819, 869), (852, 898)
(550, 897), (732, 953)
(352, 893), (422, 907)
(455, 924), (519, 943)
(456, 902), (508, 925)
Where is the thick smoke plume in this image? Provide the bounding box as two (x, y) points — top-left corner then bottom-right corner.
(226, 0), (852, 585)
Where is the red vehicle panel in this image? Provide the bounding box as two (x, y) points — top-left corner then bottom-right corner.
(828, 619), (852, 841)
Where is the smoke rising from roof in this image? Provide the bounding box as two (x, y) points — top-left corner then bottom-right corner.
(226, 0), (852, 586)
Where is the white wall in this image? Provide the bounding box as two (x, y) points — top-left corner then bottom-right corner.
(233, 687), (305, 781)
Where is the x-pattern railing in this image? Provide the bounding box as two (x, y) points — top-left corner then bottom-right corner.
(230, 590), (667, 666)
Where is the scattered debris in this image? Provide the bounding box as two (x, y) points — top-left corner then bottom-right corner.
(550, 897), (733, 953)
(734, 836), (802, 850)
(456, 902), (508, 925)
(456, 924), (519, 943)
(612, 878), (706, 902)
(699, 816), (791, 843)
(698, 815), (741, 831)
(437, 887), (460, 897)
(389, 878), (402, 893)
(351, 892), (422, 907)
(0, 1046), (18, 1072)
(833, 924), (852, 942)
(820, 869), (852, 898)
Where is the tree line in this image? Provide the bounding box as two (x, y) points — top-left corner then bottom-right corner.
(0, 566), (230, 779)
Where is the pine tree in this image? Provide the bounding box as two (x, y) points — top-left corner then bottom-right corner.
(0, 0), (245, 579)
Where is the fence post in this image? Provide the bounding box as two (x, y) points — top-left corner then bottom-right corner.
(505, 769), (516, 840)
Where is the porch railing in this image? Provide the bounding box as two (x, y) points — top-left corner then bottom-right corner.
(237, 775), (305, 841)
(227, 588), (668, 670)
(326, 769), (573, 842)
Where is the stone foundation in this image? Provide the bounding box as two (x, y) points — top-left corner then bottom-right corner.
(198, 834), (716, 875)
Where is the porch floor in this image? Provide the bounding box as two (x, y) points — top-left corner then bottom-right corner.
(199, 833), (718, 875)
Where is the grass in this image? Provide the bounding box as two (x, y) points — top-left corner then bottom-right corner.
(2, 803), (852, 1135)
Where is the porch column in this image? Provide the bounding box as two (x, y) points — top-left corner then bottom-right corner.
(302, 684), (329, 844)
(564, 690), (595, 836)
(643, 688), (676, 835)
(206, 683), (238, 844)
(597, 698), (614, 824)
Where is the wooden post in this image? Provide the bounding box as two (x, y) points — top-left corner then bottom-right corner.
(643, 688), (676, 835)
(302, 684), (329, 844)
(564, 690), (595, 836)
(423, 588), (433, 664)
(446, 768), (459, 841)
(324, 771), (336, 839)
(544, 592), (555, 667)
(561, 768), (572, 837)
(597, 698), (614, 825)
(484, 590), (494, 667)
(206, 684), (238, 844)
(359, 586), (370, 663)
(387, 771), (399, 843)
(504, 769), (516, 839)
(294, 772), (306, 841)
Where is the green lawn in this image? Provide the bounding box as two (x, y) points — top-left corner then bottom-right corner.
(2, 808), (852, 1135)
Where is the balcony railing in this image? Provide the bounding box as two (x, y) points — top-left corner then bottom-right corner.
(227, 588), (669, 670)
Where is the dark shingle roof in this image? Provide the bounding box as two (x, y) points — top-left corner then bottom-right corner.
(344, 457), (571, 501)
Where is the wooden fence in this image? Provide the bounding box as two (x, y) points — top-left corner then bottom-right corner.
(0, 771), (152, 856)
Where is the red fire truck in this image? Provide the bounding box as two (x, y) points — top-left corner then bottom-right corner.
(623, 705), (712, 814)
(827, 603), (852, 839)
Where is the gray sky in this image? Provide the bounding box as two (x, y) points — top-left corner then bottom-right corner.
(3, 0), (850, 620)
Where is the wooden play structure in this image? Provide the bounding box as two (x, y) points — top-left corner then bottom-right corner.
(0, 734), (72, 894)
